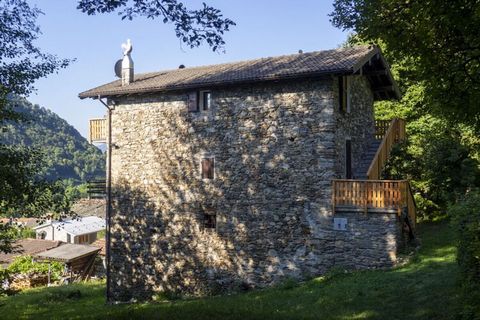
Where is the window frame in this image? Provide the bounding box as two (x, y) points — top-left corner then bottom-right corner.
(199, 90), (211, 111)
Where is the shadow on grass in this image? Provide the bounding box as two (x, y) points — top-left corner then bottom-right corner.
(0, 222), (460, 320)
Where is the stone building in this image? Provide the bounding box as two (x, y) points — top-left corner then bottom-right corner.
(80, 45), (415, 301)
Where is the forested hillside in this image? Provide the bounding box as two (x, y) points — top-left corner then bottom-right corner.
(0, 96), (105, 183)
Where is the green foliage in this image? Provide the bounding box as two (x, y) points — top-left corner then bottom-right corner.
(1, 96), (105, 183)
(77, 0), (235, 52)
(382, 119), (480, 220)
(0, 1), (73, 254)
(5, 255), (64, 282)
(450, 191), (480, 319)
(17, 227), (35, 239)
(331, 0), (480, 129)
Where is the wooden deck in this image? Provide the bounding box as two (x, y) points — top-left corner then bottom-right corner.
(332, 179), (416, 228)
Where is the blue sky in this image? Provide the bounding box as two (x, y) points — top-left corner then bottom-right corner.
(27, 0), (348, 138)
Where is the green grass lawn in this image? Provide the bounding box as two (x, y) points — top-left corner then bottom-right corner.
(0, 221), (460, 320)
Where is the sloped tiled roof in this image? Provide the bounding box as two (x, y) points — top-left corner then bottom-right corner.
(0, 239), (62, 267)
(79, 45), (397, 99)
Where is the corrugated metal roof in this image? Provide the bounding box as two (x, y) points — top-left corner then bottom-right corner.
(79, 45), (383, 98)
(35, 216), (105, 236)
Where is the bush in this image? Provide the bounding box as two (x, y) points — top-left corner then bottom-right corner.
(449, 190), (480, 318)
(7, 255), (64, 281)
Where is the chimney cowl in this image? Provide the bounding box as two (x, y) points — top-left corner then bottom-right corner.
(121, 39), (134, 86)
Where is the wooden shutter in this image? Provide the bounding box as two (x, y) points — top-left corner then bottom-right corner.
(188, 92), (198, 112)
(339, 76), (347, 112)
(202, 158), (214, 179)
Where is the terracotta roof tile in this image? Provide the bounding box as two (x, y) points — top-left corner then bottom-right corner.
(79, 45), (378, 98)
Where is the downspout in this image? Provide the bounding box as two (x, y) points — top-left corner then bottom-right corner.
(98, 95), (113, 303)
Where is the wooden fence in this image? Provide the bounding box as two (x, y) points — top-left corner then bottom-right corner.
(332, 179), (416, 227)
(89, 118), (107, 143)
(367, 118), (406, 180)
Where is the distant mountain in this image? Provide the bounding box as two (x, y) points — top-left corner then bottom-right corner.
(0, 96), (105, 183)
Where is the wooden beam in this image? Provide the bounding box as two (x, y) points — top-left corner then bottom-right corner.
(364, 69), (388, 76)
(373, 85), (394, 92)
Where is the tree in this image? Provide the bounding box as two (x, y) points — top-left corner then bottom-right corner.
(0, 0), (70, 113)
(0, 0), (71, 253)
(330, 0), (480, 129)
(77, 0), (236, 52)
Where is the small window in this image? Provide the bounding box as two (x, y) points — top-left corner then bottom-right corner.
(188, 91), (212, 112)
(202, 157), (215, 179)
(203, 208), (216, 229)
(77, 234), (89, 244)
(67, 233), (71, 243)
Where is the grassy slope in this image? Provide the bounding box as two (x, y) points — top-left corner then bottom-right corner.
(0, 221), (460, 320)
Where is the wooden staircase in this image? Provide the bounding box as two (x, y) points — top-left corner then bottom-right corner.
(333, 118), (416, 229)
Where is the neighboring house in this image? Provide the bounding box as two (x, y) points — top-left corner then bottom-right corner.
(79, 45), (416, 301)
(34, 216), (105, 245)
(0, 238), (62, 268)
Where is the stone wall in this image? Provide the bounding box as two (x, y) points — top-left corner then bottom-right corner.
(106, 76), (395, 301)
(333, 211), (403, 269)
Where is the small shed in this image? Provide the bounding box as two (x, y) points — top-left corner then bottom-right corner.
(36, 244), (101, 282)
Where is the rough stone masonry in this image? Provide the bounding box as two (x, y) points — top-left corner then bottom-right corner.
(105, 74), (404, 301)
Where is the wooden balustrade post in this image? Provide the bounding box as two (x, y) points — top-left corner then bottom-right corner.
(332, 180), (336, 214)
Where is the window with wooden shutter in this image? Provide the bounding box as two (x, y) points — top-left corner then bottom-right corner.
(188, 92), (198, 112)
(201, 158), (214, 179)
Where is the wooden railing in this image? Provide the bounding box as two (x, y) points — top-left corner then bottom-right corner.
(367, 118), (406, 180)
(332, 179), (416, 226)
(374, 120), (391, 140)
(86, 179), (106, 198)
(89, 118), (107, 143)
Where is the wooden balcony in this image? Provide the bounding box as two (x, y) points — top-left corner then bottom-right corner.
(89, 118), (107, 143)
(368, 118), (406, 180)
(86, 179), (106, 199)
(332, 179), (416, 228)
